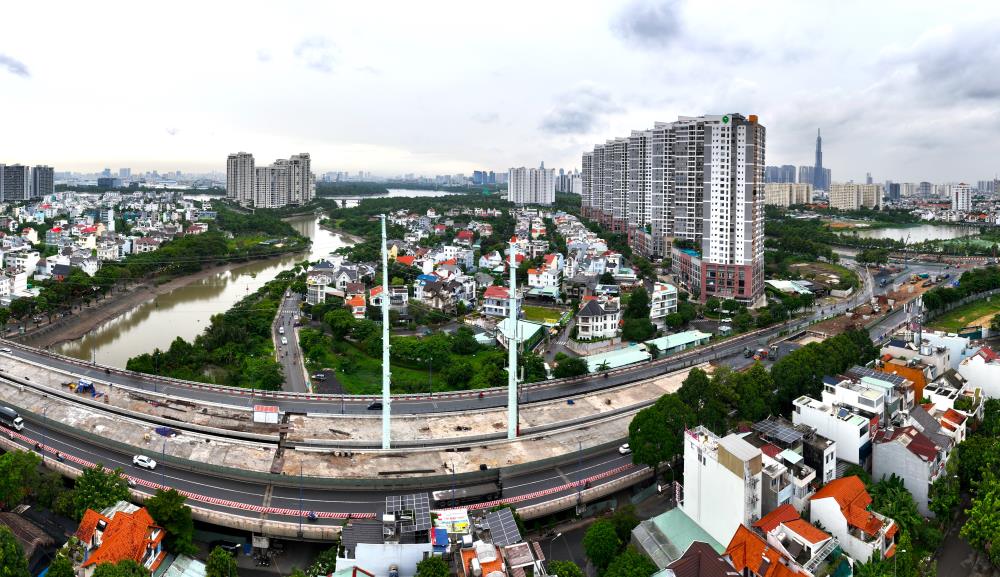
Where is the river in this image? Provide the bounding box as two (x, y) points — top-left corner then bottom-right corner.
(186, 188), (466, 208)
(848, 223), (979, 243)
(53, 214), (352, 368)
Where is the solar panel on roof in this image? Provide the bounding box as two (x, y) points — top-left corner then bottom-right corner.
(484, 508), (522, 546)
(850, 366), (906, 386)
(753, 419), (803, 445)
(385, 493), (431, 533)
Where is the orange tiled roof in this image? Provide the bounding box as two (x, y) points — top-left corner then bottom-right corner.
(884, 543), (897, 558)
(370, 285), (383, 297)
(753, 504), (799, 533)
(76, 510), (110, 543)
(725, 525), (798, 577)
(784, 519), (831, 545)
(942, 408), (967, 425)
(811, 476), (884, 536)
(347, 295), (366, 307)
(80, 508), (164, 571)
(396, 256), (415, 266)
(460, 545), (503, 577)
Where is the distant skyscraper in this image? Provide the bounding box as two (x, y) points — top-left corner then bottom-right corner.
(508, 163), (555, 205)
(865, 172), (873, 185)
(226, 152), (255, 205)
(287, 153), (315, 205)
(0, 164), (31, 201)
(765, 166), (780, 183)
(101, 168), (112, 178)
(255, 160), (290, 208)
(798, 165), (815, 186)
(780, 165), (797, 183)
(950, 183), (971, 212)
(813, 129), (829, 191)
(119, 167), (131, 179)
(30, 165), (54, 198)
(917, 181), (933, 196)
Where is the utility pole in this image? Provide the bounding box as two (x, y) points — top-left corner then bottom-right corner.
(381, 215), (391, 449)
(507, 240), (518, 439)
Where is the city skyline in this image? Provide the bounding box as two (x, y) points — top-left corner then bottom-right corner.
(2, 1), (999, 181)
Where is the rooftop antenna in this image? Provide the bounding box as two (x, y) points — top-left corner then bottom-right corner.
(381, 214), (391, 449)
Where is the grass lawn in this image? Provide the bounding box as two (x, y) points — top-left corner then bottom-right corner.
(301, 330), (499, 394)
(522, 305), (568, 324)
(927, 297), (1000, 333)
(788, 259), (860, 289)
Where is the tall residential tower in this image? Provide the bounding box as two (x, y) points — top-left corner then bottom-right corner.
(582, 114), (766, 304)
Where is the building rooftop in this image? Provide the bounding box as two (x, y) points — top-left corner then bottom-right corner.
(584, 345), (651, 372)
(634, 508), (725, 568)
(645, 330), (711, 351)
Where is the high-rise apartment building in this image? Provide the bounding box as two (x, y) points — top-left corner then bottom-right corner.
(0, 164), (31, 202)
(764, 183), (813, 207)
(508, 163), (555, 205)
(226, 152), (255, 205)
(227, 152), (314, 208)
(813, 129), (830, 191)
(30, 165), (54, 198)
(255, 160), (290, 209)
(119, 167), (131, 179)
(764, 165), (797, 183)
(950, 183), (971, 212)
(828, 183), (882, 211)
(583, 113), (766, 304)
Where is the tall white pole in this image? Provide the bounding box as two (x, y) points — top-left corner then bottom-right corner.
(381, 215), (391, 449)
(508, 241), (518, 439)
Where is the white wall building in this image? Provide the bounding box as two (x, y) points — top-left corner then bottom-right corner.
(828, 183), (882, 211)
(508, 163), (555, 206)
(957, 346), (1000, 398)
(809, 477), (898, 564)
(649, 282), (678, 328)
(792, 395), (873, 466)
(576, 298), (621, 340)
(764, 183), (813, 207)
(950, 182), (971, 212)
(680, 426), (762, 546)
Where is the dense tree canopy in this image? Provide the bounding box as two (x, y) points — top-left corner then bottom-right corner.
(70, 464), (131, 521)
(0, 527), (30, 577)
(582, 520), (620, 571)
(146, 489), (197, 556)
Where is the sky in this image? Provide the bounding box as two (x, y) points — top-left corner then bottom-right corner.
(2, 0), (999, 182)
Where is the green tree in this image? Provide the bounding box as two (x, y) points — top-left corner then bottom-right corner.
(47, 554), (75, 577)
(599, 271), (615, 285)
(628, 394), (694, 473)
(451, 326), (480, 355)
(554, 356), (590, 379)
(604, 547), (658, 577)
(582, 520), (620, 571)
(415, 556), (450, 577)
(625, 287), (651, 319)
(621, 317), (655, 342)
(546, 561), (584, 577)
(928, 471), (961, 521)
(960, 476), (1000, 567)
(145, 489), (197, 555)
(71, 464), (131, 521)
(981, 399), (1000, 437)
(0, 526), (30, 577)
(705, 297), (721, 313)
(306, 543), (339, 577)
(91, 560), (150, 577)
(206, 546), (239, 577)
(610, 504), (640, 543)
(0, 450), (40, 508)
(325, 309), (356, 339)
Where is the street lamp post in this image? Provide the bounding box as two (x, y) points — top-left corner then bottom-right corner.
(161, 437), (166, 487)
(548, 532), (563, 561)
(41, 406), (48, 462)
(298, 462), (304, 537)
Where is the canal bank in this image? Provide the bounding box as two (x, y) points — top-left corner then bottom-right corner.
(49, 214), (353, 368)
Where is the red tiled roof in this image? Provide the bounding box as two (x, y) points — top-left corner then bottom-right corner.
(725, 525), (798, 577)
(942, 408), (967, 424)
(874, 426), (939, 462)
(527, 268), (540, 274)
(976, 346), (1000, 363)
(884, 543), (897, 559)
(784, 519), (831, 545)
(396, 255), (415, 266)
(76, 510), (110, 544)
(456, 230), (474, 239)
(347, 296), (366, 307)
(484, 286), (509, 299)
(811, 476), (884, 536)
(885, 523), (898, 540)
(80, 508), (164, 571)
(753, 504), (798, 533)
(760, 444), (783, 459)
(440, 258), (457, 266)
(370, 285), (383, 297)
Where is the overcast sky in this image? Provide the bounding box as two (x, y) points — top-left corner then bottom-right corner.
(2, 1), (999, 182)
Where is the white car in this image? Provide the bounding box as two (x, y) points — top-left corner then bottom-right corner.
(0, 348), (11, 353)
(281, 336), (288, 345)
(618, 443), (631, 455)
(133, 455), (157, 470)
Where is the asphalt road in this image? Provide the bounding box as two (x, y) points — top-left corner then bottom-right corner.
(274, 292), (309, 393)
(5, 410), (639, 523)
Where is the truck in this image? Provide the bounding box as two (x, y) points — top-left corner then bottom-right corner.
(0, 406), (24, 431)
